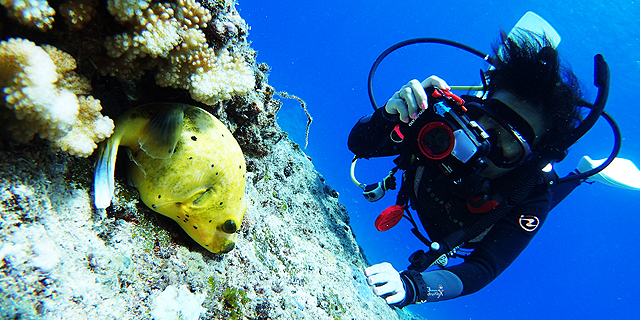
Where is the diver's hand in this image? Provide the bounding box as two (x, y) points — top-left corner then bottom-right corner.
(365, 262), (406, 305)
(385, 75), (451, 123)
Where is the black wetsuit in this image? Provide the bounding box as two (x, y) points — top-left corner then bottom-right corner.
(348, 107), (553, 305)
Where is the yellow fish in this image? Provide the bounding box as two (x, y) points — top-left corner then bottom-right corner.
(94, 103), (246, 253)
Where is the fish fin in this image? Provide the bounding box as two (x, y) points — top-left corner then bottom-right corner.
(139, 105), (184, 159)
(126, 149), (146, 188)
(94, 136), (121, 209)
(189, 186), (216, 208)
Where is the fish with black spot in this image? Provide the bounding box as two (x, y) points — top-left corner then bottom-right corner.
(94, 103), (246, 253)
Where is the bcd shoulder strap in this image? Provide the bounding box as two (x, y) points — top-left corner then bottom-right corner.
(406, 162), (546, 272)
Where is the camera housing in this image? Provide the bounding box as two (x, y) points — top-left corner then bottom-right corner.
(396, 88), (491, 183)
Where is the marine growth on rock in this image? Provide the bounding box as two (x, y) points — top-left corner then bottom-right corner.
(0, 1), (409, 319)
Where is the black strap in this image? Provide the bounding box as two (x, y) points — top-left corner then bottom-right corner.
(407, 162), (545, 272)
(395, 160), (434, 249)
(410, 227), (432, 248)
(401, 270), (430, 304)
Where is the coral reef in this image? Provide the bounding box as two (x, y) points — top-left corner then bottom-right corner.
(0, 1), (416, 319)
(0, 0), (55, 30)
(0, 38), (114, 157)
(102, 0), (255, 105)
(151, 285), (207, 320)
(0, 137), (404, 319)
(0, 0), (254, 157)
(59, 0), (98, 30)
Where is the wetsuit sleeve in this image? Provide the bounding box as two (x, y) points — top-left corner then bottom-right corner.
(446, 186), (551, 296)
(395, 269), (463, 307)
(396, 186), (551, 305)
(348, 107), (404, 158)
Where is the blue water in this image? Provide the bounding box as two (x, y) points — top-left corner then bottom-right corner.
(239, 1), (640, 319)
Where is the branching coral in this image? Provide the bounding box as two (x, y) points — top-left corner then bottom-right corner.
(106, 0), (152, 23)
(0, 0), (257, 153)
(0, 38), (114, 157)
(0, 0), (55, 31)
(55, 96), (114, 157)
(102, 0), (255, 106)
(59, 0), (98, 30)
(1, 38), (78, 141)
(157, 45), (256, 106)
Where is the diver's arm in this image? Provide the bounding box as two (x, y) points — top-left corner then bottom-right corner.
(347, 106), (403, 158)
(396, 188), (551, 305)
(366, 261), (464, 307)
(348, 76), (450, 159)
(446, 188), (551, 296)
(396, 269), (464, 306)
(365, 196), (548, 307)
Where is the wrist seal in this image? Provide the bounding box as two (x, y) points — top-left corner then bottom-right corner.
(400, 270), (430, 304)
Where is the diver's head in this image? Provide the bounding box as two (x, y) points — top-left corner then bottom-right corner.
(480, 30), (584, 178)
(478, 90), (543, 178)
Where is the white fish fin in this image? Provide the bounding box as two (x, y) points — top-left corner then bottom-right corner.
(94, 135), (121, 209)
(139, 105), (184, 159)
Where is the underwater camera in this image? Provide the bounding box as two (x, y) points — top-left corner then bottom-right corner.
(394, 87), (491, 182)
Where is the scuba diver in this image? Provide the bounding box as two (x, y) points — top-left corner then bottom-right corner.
(348, 12), (639, 308)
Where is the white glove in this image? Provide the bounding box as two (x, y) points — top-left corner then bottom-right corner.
(364, 262), (406, 305)
(385, 75), (451, 123)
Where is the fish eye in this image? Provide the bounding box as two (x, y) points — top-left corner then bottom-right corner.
(221, 219), (237, 234)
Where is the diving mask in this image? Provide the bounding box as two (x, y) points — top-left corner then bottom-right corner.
(476, 98), (535, 169)
(395, 88), (537, 179)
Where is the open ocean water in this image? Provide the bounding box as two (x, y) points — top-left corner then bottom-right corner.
(240, 1), (640, 319)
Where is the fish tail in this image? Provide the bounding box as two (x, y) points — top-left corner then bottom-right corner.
(94, 134), (122, 209)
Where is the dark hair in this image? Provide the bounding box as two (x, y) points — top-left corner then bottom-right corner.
(486, 30), (583, 150)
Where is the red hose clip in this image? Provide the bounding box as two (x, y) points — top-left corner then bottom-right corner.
(432, 88), (467, 112)
(392, 124), (404, 141)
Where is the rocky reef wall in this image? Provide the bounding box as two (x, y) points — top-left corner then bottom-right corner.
(0, 1), (415, 319)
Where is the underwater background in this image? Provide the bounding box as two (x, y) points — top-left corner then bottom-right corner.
(241, 1), (640, 319)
